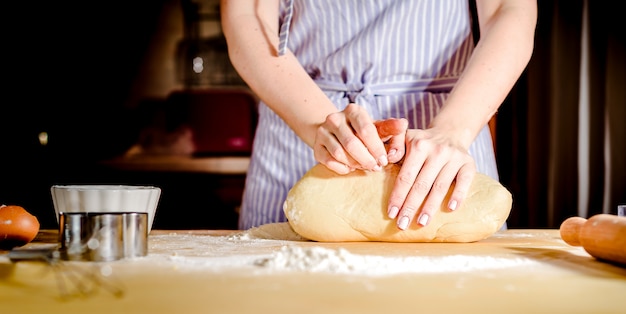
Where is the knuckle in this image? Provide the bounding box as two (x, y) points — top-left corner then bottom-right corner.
(313, 149), (331, 165)
(345, 103), (358, 111)
(325, 113), (342, 127)
(419, 205), (434, 217)
(396, 172), (415, 185)
(314, 127), (327, 140)
(347, 103), (365, 114)
(433, 145), (446, 155)
(456, 171), (474, 184)
(414, 179), (431, 194)
(400, 204), (419, 217)
(432, 180), (450, 194)
(354, 123), (372, 137)
(326, 145), (343, 159)
(422, 196), (443, 213)
(342, 136), (361, 151)
(452, 184), (468, 196)
(408, 139), (429, 154)
(387, 195), (403, 206)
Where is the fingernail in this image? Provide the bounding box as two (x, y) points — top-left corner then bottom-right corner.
(388, 149), (397, 158)
(448, 200), (457, 211)
(418, 214), (430, 226)
(398, 216), (409, 230)
(388, 206), (399, 219)
(378, 155), (388, 167)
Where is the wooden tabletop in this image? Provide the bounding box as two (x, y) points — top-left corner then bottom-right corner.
(1, 229), (625, 314)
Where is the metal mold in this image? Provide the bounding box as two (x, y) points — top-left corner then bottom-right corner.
(59, 212), (148, 262)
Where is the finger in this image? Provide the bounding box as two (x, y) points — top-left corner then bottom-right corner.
(394, 136), (452, 229)
(385, 135), (406, 164)
(325, 109), (378, 170)
(376, 118), (408, 139)
(446, 163), (476, 211)
(386, 129), (427, 220)
(313, 146), (353, 175)
(313, 127), (357, 172)
(415, 162), (459, 227)
(343, 104), (388, 170)
(386, 147), (426, 224)
(395, 159), (444, 229)
(376, 118), (408, 163)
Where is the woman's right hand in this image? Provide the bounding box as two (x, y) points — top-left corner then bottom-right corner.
(313, 103), (408, 174)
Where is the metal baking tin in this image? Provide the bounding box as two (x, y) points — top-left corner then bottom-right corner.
(58, 212), (148, 262)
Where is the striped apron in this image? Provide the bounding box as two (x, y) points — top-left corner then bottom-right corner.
(239, 0), (499, 230)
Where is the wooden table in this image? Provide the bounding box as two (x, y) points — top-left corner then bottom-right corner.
(1, 229), (625, 314)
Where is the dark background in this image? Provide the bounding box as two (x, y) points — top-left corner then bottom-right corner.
(1, 1), (244, 230)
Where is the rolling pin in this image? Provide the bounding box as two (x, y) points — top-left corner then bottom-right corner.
(560, 214), (626, 265)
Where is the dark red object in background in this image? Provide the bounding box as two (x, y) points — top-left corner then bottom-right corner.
(166, 88), (258, 157)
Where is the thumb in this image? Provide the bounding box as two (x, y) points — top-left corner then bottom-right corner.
(376, 118), (408, 140)
(376, 118), (408, 163)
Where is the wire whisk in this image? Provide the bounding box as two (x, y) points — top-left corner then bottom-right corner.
(8, 247), (125, 300)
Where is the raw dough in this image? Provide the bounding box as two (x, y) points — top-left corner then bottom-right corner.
(283, 163), (512, 242)
(244, 222), (309, 241)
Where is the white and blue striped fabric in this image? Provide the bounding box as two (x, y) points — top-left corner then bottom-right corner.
(239, 0), (498, 230)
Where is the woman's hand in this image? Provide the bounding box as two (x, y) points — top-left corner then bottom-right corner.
(387, 127), (476, 230)
(313, 103), (408, 174)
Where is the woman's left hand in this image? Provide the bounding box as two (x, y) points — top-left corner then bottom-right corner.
(386, 127), (476, 230)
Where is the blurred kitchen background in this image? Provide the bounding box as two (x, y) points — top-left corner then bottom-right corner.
(1, 0), (624, 231)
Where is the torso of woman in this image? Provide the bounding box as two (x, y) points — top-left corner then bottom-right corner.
(239, 0), (498, 230)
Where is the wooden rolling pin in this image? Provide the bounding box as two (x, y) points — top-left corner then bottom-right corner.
(560, 214), (626, 265)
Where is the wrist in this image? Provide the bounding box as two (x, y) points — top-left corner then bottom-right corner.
(428, 119), (482, 151)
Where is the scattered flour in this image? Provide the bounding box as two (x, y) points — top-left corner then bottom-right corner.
(137, 231), (541, 276)
(253, 245), (539, 275)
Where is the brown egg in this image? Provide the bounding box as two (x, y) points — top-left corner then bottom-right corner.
(0, 205), (40, 250)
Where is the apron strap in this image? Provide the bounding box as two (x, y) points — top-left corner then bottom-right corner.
(278, 0), (294, 56)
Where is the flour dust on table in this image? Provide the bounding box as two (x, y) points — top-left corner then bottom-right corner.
(130, 229), (541, 276)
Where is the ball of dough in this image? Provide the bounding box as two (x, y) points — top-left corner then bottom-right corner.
(283, 163), (512, 242)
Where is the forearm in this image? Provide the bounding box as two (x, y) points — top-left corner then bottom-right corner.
(430, 0), (537, 149)
(221, 0), (337, 147)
